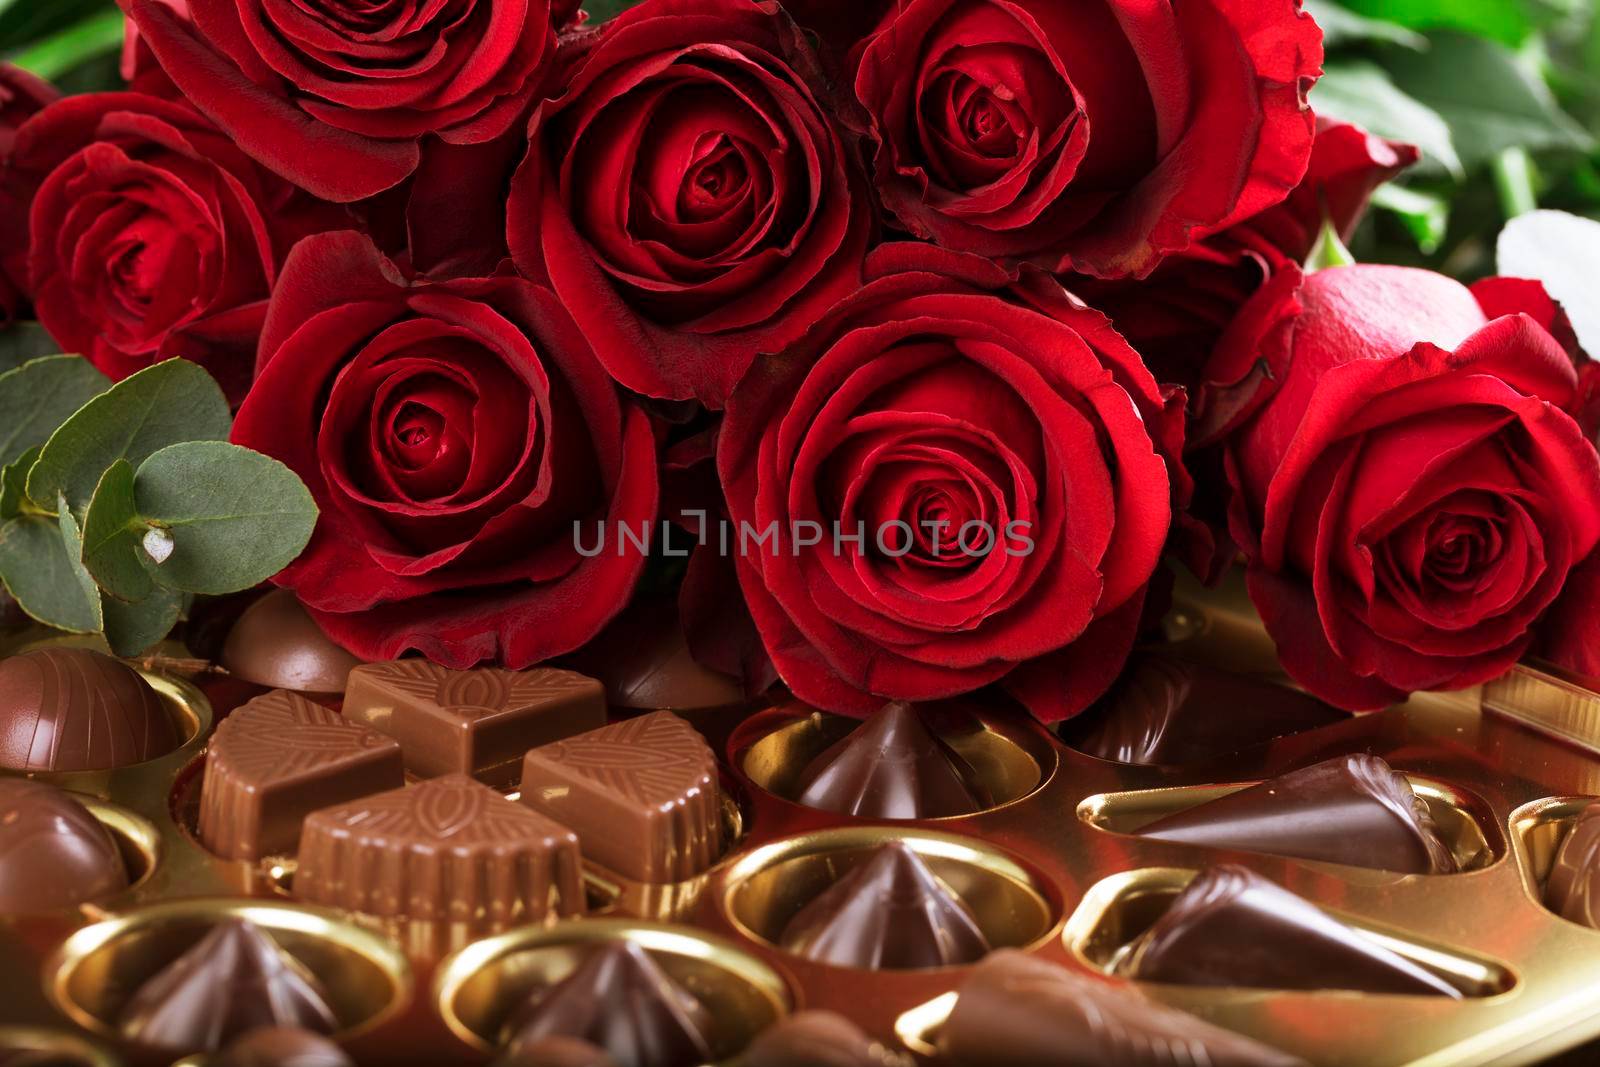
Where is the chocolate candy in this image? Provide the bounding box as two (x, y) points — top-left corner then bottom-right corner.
(0, 648), (179, 771)
(1135, 755), (1457, 874)
(1117, 865), (1462, 997)
(940, 950), (1307, 1067)
(738, 1012), (908, 1067)
(564, 598), (746, 711)
(296, 774), (584, 925)
(119, 920), (339, 1053)
(492, 1036), (619, 1067)
(221, 589), (365, 695)
(1062, 654), (1349, 766)
(212, 1027), (354, 1067)
(792, 702), (987, 820)
(344, 661), (606, 787)
(0, 778), (128, 912)
(501, 941), (713, 1067)
(778, 841), (990, 970)
(1544, 801), (1600, 927)
(198, 690), (404, 860)
(519, 711), (721, 883)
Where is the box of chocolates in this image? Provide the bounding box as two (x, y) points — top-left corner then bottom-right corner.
(6, 573), (1600, 1067)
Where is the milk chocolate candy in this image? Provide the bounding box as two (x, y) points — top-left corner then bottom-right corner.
(492, 1037), (619, 1067)
(778, 842), (990, 970)
(0, 648), (179, 771)
(738, 1012), (909, 1067)
(119, 920), (338, 1053)
(940, 950), (1308, 1067)
(1135, 755), (1456, 874)
(198, 690), (404, 860)
(519, 711), (721, 883)
(0, 778), (128, 912)
(1544, 801), (1600, 927)
(793, 702), (987, 820)
(296, 775), (584, 925)
(1117, 865), (1462, 997)
(220, 589), (365, 695)
(213, 1027), (354, 1067)
(344, 661), (606, 787)
(1063, 655), (1349, 766)
(502, 941), (713, 1067)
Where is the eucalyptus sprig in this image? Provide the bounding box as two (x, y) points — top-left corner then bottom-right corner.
(0, 351), (318, 655)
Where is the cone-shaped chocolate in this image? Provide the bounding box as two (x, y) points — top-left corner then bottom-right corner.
(940, 950), (1309, 1067)
(1545, 801), (1600, 928)
(502, 941), (713, 1067)
(1117, 866), (1461, 997)
(793, 702), (987, 819)
(1135, 755), (1456, 874)
(119, 920), (339, 1052)
(493, 1037), (619, 1067)
(738, 1012), (909, 1067)
(213, 1027), (354, 1067)
(778, 842), (990, 970)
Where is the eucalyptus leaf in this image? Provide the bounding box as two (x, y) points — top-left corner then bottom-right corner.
(0, 446), (39, 522)
(0, 513), (100, 632)
(1372, 183), (1452, 252)
(101, 587), (183, 658)
(0, 355), (112, 468)
(1305, 0), (1428, 50)
(10, 8), (126, 81)
(83, 459), (154, 603)
(1334, 0), (1529, 45)
(28, 358), (232, 515)
(1313, 60), (1464, 178)
(135, 441), (318, 595)
(0, 321), (65, 375)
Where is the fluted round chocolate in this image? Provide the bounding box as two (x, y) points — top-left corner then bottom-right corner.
(1545, 802), (1600, 928)
(0, 778), (128, 912)
(221, 590), (364, 695)
(212, 1027), (353, 1067)
(0, 648), (179, 771)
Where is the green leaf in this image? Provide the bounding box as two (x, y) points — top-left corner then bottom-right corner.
(1333, 0), (1530, 45)
(0, 321), (66, 376)
(1386, 32), (1593, 171)
(1305, 0), (1428, 50)
(0, 513), (100, 632)
(0, 355), (113, 469)
(82, 459), (155, 603)
(1498, 209), (1600, 354)
(0, 446), (39, 522)
(1372, 183), (1452, 252)
(135, 441), (318, 595)
(10, 9), (127, 82)
(101, 587), (183, 658)
(28, 358), (232, 516)
(1313, 60), (1464, 178)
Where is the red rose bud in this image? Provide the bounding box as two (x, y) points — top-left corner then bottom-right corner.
(121, 0), (556, 202)
(1224, 265), (1600, 710)
(715, 244), (1188, 723)
(847, 0), (1324, 278)
(231, 231), (659, 669)
(508, 0), (872, 407)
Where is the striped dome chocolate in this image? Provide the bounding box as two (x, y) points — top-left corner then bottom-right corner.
(0, 648), (179, 771)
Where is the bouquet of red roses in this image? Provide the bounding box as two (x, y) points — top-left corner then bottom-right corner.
(2, 0), (1598, 722)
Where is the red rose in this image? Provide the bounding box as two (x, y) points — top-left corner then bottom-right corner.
(715, 244), (1185, 721)
(121, 0), (554, 202)
(232, 231), (658, 667)
(7, 93), (334, 399)
(1226, 265), (1600, 709)
(847, 0), (1323, 278)
(508, 0), (871, 407)
(0, 63), (58, 325)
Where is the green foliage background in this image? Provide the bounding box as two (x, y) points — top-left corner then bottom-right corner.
(5, 0), (1598, 276)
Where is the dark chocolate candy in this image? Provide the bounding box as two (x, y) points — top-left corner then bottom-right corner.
(0, 648), (179, 771)
(564, 598), (746, 711)
(0, 778), (128, 912)
(198, 690), (404, 860)
(0, 1050), (96, 1067)
(213, 1027), (354, 1067)
(344, 661), (606, 787)
(1062, 655), (1349, 766)
(737, 1012), (908, 1067)
(220, 589), (364, 695)
(119, 920), (338, 1053)
(1544, 801), (1600, 928)
(492, 1037), (620, 1067)
(296, 774), (584, 924)
(792, 702), (986, 820)
(777, 841), (990, 970)
(940, 950), (1308, 1067)
(1116, 865), (1462, 997)
(519, 711), (721, 883)
(1135, 755), (1456, 874)
(502, 941), (713, 1067)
